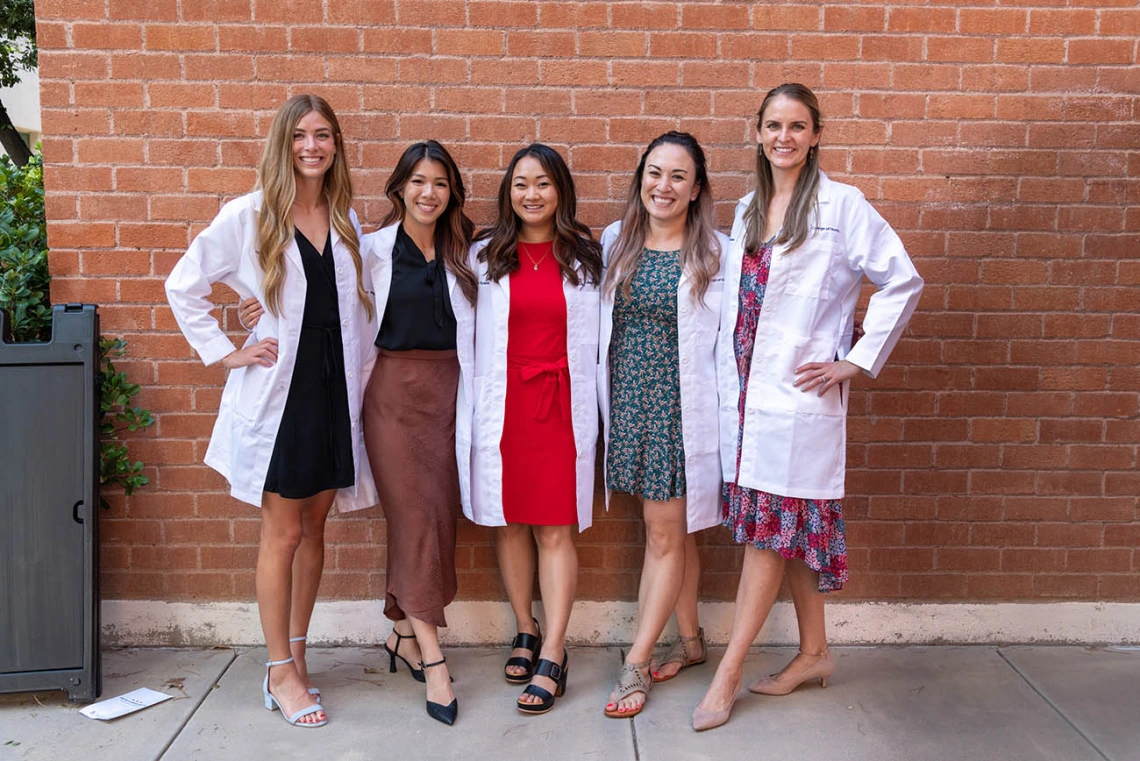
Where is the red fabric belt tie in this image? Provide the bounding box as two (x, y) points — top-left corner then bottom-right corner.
(519, 357), (571, 422)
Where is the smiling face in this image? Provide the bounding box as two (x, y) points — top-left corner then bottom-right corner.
(639, 142), (700, 225)
(400, 158), (451, 229)
(756, 94), (821, 180)
(292, 110), (337, 180)
(510, 155), (558, 234)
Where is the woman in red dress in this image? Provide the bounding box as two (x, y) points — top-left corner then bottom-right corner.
(469, 144), (603, 714)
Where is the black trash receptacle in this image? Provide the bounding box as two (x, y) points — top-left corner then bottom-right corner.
(0, 304), (101, 702)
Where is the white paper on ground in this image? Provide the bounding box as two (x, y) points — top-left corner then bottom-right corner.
(79, 688), (174, 720)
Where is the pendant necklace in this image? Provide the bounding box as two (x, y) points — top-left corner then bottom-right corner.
(521, 243), (550, 270)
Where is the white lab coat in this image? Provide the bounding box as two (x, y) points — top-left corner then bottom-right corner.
(717, 173), (924, 500)
(467, 240), (601, 531)
(363, 223), (477, 514)
(164, 191), (379, 511)
(597, 221), (730, 533)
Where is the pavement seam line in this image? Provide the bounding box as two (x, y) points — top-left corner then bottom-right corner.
(995, 648), (1111, 761)
(154, 648), (240, 761)
(619, 646), (643, 761)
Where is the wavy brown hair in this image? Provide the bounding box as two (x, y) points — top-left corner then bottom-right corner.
(381, 140), (477, 305)
(477, 143), (602, 287)
(256, 94), (372, 320)
(742, 83), (823, 255)
(603, 131), (721, 306)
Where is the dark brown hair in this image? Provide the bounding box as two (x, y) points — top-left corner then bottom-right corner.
(381, 140), (477, 304)
(603, 131), (721, 305)
(477, 143), (602, 286)
(743, 83), (823, 255)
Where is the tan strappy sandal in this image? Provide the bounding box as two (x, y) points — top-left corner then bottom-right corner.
(651, 628), (707, 683)
(603, 659), (652, 718)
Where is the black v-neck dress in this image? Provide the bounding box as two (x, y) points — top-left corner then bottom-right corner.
(263, 229), (355, 499)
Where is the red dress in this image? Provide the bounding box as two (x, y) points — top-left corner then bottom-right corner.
(500, 241), (578, 525)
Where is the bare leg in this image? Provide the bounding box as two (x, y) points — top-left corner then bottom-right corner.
(749, 560), (830, 691)
(608, 497), (687, 713)
(259, 492), (326, 725)
(497, 523), (539, 678)
(786, 560), (827, 654)
(518, 524), (577, 705)
(653, 531), (703, 681)
(695, 546), (785, 716)
(288, 491), (335, 691)
(407, 615), (455, 707)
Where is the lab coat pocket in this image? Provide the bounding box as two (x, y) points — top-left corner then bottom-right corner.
(783, 238), (837, 300)
(234, 362), (273, 424)
(789, 339), (846, 418)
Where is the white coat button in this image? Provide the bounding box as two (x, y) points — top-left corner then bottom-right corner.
(681, 306), (690, 315)
(682, 357), (690, 365)
(342, 319), (348, 327)
(337, 267), (344, 275)
(348, 371), (354, 379)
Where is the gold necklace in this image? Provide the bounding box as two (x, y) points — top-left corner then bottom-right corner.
(521, 243), (550, 270)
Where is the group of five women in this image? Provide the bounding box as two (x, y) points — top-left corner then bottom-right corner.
(165, 83), (923, 732)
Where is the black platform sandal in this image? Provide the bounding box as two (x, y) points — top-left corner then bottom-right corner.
(504, 617), (543, 685)
(421, 657), (458, 726)
(516, 652), (568, 715)
(384, 630), (425, 683)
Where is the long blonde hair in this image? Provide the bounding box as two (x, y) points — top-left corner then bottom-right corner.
(742, 83), (823, 255)
(256, 94), (373, 320)
(603, 131), (721, 305)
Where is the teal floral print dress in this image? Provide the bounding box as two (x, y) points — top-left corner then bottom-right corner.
(607, 248), (687, 500)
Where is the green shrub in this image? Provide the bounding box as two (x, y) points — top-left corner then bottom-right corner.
(0, 151), (50, 342)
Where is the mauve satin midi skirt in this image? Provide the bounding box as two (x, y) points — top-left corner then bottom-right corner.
(363, 348), (459, 628)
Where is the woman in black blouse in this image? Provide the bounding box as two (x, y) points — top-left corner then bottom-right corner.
(240, 141), (478, 726)
(362, 141), (479, 726)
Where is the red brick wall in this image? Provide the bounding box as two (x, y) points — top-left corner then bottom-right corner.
(34, 1), (1140, 604)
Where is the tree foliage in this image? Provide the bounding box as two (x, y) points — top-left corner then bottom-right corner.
(0, 0), (37, 165)
(0, 0), (37, 89)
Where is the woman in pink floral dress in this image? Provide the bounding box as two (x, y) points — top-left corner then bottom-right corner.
(692, 83), (924, 731)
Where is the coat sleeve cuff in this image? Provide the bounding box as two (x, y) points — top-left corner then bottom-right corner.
(197, 334), (238, 367)
(843, 342), (880, 379)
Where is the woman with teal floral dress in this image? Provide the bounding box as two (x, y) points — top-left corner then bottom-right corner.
(597, 132), (728, 719)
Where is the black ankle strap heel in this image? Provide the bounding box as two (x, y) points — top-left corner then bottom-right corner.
(421, 657), (458, 726)
(384, 630), (425, 683)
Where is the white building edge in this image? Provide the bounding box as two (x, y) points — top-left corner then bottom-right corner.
(0, 67), (41, 156)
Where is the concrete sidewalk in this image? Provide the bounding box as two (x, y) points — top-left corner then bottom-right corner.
(1, 645), (1137, 761)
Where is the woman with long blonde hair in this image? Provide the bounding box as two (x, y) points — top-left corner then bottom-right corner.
(166, 94), (376, 728)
